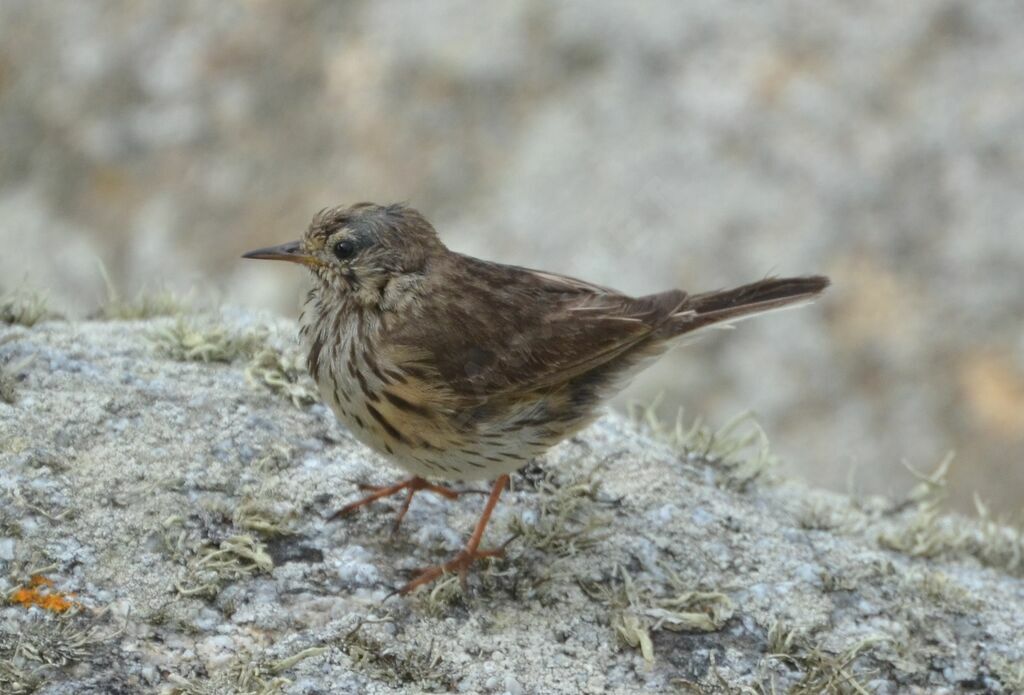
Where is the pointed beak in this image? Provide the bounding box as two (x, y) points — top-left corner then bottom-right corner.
(242, 240), (321, 268)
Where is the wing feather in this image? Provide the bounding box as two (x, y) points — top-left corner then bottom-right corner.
(381, 255), (685, 408)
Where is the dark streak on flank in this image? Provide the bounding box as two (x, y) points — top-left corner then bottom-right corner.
(355, 367), (378, 403)
(355, 306), (368, 345)
(363, 349), (389, 384)
(347, 342), (358, 377)
(366, 403), (407, 444)
(383, 391), (431, 417)
(307, 335), (324, 378)
(330, 371), (347, 403)
(331, 305), (343, 336)
(401, 364), (433, 381)
(384, 368), (408, 384)
(415, 457), (440, 472)
(347, 340), (378, 402)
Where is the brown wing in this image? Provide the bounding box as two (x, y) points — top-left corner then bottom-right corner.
(381, 253), (686, 407)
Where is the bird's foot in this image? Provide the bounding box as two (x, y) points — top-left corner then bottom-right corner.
(388, 473), (510, 597)
(330, 476), (460, 532)
(396, 546), (506, 596)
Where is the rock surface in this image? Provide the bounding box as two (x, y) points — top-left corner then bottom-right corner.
(1, 314), (1023, 694)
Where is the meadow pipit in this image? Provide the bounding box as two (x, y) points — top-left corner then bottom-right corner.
(244, 203), (828, 594)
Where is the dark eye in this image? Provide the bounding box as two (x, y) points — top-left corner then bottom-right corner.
(333, 239), (356, 260)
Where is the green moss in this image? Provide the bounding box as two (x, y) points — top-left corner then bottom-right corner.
(167, 645), (328, 695)
(173, 533), (274, 599)
(15, 620), (105, 667)
(233, 500), (292, 538)
(410, 575), (464, 617)
(0, 659), (43, 695)
(167, 665), (285, 695)
(905, 568), (980, 613)
(99, 291), (187, 321)
(503, 466), (613, 602)
(252, 445), (294, 475)
(879, 456), (1024, 575)
(151, 317), (264, 364)
(964, 494), (1024, 574)
(879, 500), (951, 559)
(797, 495), (863, 534)
(766, 619), (804, 657)
(232, 447), (299, 537)
(340, 621), (453, 689)
(630, 404), (779, 491)
(580, 566), (734, 664)
(245, 346), (319, 408)
(785, 634), (890, 695)
(0, 364), (17, 405)
(992, 655), (1024, 693)
(0, 618), (113, 694)
(95, 261), (188, 320)
(0, 289), (55, 327)
(507, 468), (607, 558)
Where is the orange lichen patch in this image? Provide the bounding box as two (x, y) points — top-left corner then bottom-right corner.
(960, 353), (1024, 438)
(8, 574), (81, 613)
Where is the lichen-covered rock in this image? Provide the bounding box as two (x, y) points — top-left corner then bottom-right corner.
(1, 313), (1022, 694)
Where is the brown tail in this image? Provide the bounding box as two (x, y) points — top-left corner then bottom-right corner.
(669, 275), (829, 335)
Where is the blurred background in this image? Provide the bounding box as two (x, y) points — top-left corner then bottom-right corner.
(2, 1), (1022, 514)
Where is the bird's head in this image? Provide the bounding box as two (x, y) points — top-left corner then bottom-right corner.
(243, 202), (444, 306)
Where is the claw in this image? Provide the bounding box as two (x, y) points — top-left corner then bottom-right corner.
(398, 546), (505, 595)
(330, 477), (460, 531)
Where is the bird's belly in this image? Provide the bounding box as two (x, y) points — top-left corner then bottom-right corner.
(304, 314), (595, 480)
(318, 374), (570, 481)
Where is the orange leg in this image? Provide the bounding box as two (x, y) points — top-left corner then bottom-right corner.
(397, 474), (510, 595)
(330, 476), (460, 532)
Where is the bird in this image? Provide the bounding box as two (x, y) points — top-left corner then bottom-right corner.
(243, 202), (828, 594)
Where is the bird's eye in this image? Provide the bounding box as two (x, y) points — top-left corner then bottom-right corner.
(333, 239), (356, 260)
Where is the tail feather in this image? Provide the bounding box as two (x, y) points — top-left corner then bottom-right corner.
(670, 275), (829, 335)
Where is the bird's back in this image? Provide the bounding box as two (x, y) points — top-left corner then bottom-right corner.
(302, 247), (826, 481)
